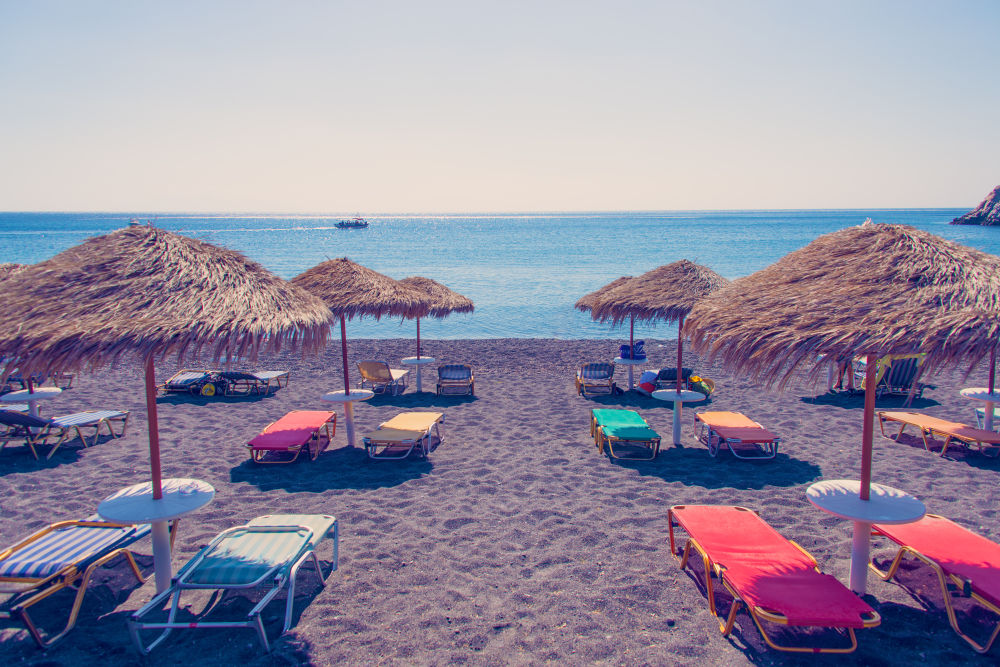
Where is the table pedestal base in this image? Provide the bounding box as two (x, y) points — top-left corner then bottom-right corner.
(672, 401), (684, 445)
(344, 401), (357, 447)
(850, 520), (872, 595)
(151, 520), (172, 594)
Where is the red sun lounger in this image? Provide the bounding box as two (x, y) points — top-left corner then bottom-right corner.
(246, 411), (336, 463)
(877, 411), (1000, 457)
(694, 411), (781, 459)
(668, 505), (880, 653)
(871, 514), (1000, 653)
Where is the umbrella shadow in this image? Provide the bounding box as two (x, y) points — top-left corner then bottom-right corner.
(612, 444), (821, 490)
(0, 443), (87, 476)
(368, 392), (478, 408)
(230, 445), (432, 491)
(157, 392), (278, 407)
(801, 391), (940, 411)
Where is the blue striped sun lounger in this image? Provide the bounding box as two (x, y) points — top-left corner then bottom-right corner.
(0, 409), (130, 459)
(0, 517), (150, 648)
(128, 513), (338, 654)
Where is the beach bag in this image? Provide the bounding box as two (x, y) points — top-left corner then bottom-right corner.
(619, 344), (631, 359)
(637, 370), (657, 395)
(632, 340), (646, 360)
(690, 376), (714, 396)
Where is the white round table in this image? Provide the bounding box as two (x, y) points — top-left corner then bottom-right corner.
(401, 356), (436, 392)
(960, 388), (1000, 432)
(0, 386), (62, 419)
(806, 479), (925, 594)
(651, 389), (706, 445)
(613, 357), (648, 391)
(321, 389), (375, 448)
(98, 478), (215, 594)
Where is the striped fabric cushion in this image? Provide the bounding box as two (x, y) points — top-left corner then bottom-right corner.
(252, 371), (288, 382)
(248, 514), (336, 549)
(0, 522), (140, 580)
(169, 372), (208, 386)
(50, 410), (126, 428)
(185, 527), (313, 586)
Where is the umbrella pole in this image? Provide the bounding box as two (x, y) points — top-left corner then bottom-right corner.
(144, 355), (163, 500)
(676, 315), (685, 393)
(986, 345), (997, 432)
(416, 318), (421, 359)
(860, 354), (876, 501)
(339, 314), (359, 447)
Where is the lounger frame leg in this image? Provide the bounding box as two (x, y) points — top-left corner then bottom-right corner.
(869, 541), (1000, 653)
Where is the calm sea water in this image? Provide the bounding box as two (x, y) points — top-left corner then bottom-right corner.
(0, 209), (991, 340)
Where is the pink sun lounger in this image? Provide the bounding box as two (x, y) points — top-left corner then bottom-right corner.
(668, 505), (880, 653)
(246, 410), (336, 463)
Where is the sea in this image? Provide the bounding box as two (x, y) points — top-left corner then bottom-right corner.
(0, 209), (993, 340)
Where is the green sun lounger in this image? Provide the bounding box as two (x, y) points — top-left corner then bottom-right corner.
(590, 408), (661, 460)
(128, 513), (338, 654)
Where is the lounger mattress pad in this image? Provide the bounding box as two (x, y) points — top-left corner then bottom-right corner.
(248, 411), (333, 450)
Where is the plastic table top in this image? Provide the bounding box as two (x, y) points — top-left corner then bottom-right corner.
(98, 478), (215, 524)
(651, 389), (707, 403)
(321, 389), (376, 403)
(806, 479), (925, 525)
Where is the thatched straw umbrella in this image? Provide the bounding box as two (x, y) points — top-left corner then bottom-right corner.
(576, 275), (635, 345)
(292, 258), (431, 442)
(0, 226), (332, 591)
(399, 276), (474, 360)
(685, 223), (1000, 592)
(591, 260), (727, 392)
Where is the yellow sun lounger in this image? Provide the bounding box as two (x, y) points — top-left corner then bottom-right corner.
(362, 412), (444, 459)
(877, 411), (1000, 457)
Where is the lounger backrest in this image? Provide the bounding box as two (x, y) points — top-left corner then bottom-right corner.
(357, 360), (393, 383)
(656, 367), (694, 383)
(0, 521), (141, 580)
(883, 357), (919, 388)
(0, 409), (50, 428)
(219, 371), (258, 382)
(580, 363), (614, 380)
(438, 364), (472, 380)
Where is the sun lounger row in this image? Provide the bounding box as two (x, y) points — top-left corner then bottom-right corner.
(246, 410), (446, 462)
(0, 409), (129, 459)
(8, 505), (996, 655)
(671, 505), (1000, 654)
(0, 513), (336, 653)
(159, 369), (290, 397)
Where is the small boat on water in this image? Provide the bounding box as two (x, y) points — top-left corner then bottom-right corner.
(336, 216), (369, 229)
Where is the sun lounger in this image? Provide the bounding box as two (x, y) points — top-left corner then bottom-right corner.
(356, 360), (409, 395)
(870, 514), (1000, 653)
(158, 369), (222, 396)
(218, 370), (290, 396)
(246, 410), (336, 463)
(655, 367), (694, 390)
(576, 362), (616, 396)
(436, 364), (474, 395)
(694, 411), (780, 459)
(590, 408), (661, 460)
(668, 505), (880, 653)
(0, 517), (151, 648)
(0, 409), (130, 459)
(362, 411), (444, 459)
(876, 410), (1000, 457)
(128, 513), (338, 654)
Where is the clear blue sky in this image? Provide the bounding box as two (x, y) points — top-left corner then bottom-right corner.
(1, 0), (997, 212)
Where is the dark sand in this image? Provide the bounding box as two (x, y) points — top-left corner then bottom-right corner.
(1, 338), (999, 665)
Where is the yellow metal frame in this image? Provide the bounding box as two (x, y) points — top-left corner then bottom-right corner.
(667, 506), (880, 654)
(0, 519), (175, 648)
(870, 519), (1000, 653)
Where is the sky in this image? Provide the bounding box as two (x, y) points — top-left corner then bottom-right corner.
(0, 0), (997, 213)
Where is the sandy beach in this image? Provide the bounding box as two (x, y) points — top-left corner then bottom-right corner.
(2, 337), (999, 665)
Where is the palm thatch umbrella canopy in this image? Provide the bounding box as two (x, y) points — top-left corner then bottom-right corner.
(685, 223), (1000, 498)
(399, 276), (474, 359)
(292, 258), (432, 444)
(0, 225), (333, 492)
(591, 260), (727, 391)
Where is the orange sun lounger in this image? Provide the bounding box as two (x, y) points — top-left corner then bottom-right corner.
(246, 410), (336, 463)
(876, 411), (1000, 457)
(693, 411), (780, 459)
(362, 412), (444, 460)
(871, 514), (1000, 653)
(668, 505), (880, 653)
